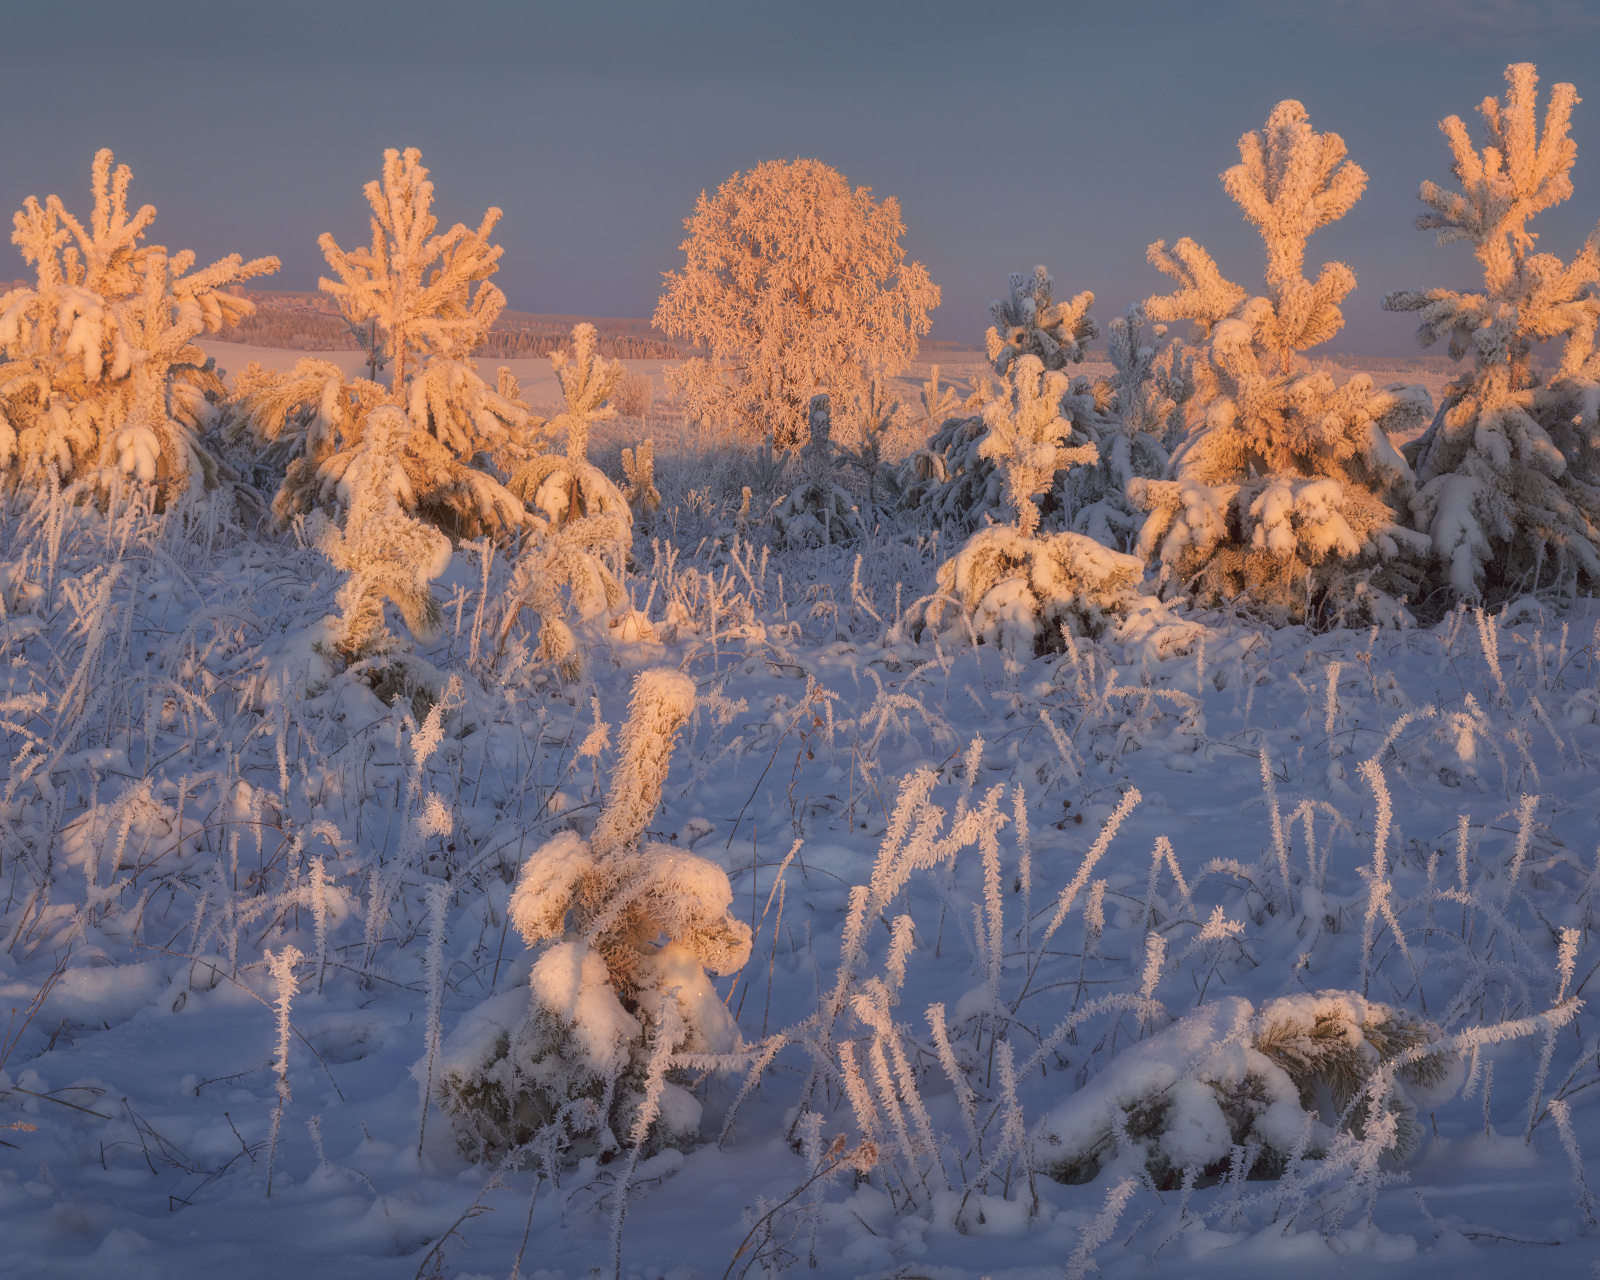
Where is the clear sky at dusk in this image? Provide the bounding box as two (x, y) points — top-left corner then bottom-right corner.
(6, 0), (1598, 353)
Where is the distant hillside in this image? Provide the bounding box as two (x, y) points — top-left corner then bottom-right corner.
(210, 289), (685, 360)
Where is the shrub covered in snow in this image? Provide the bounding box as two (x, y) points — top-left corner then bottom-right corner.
(1132, 102), (1432, 625)
(1384, 63), (1600, 607)
(1038, 993), (1449, 1188)
(435, 669), (752, 1159)
(0, 149), (278, 498)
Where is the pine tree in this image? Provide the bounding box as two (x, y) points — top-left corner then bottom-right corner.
(770, 394), (862, 548)
(498, 324), (637, 677)
(836, 377), (904, 519)
(1131, 102), (1431, 624)
(985, 265), (1098, 374)
(1384, 63), (1600, 605)
(306, 406), (452, 664)
(225, 148), (537, 538)
(0, 150), (278, 497)
(910, 267), (1102, 536)
(919, 357), (1142, 652)
(1069, 306), (1195, 551)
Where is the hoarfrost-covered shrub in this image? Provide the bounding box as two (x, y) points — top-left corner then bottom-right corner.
(613, 372), (653, 419)
(835, 378), (904, 521)
(621, 439), (661, 516)
(770, 394), (861, 548)
(1384, 63), (1600, 606)
(1038, 992), (1451, 1189)
(1133, 101), (1432, 626)
(224, 147), (537, 537)
(0, 149), (278, 498)
(435, 669), (752, 1160)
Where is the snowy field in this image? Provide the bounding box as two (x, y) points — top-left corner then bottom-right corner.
(1, 347), (1598, 1280)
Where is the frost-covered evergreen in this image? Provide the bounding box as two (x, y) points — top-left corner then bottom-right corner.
(499, 324), (636, 675)
(305, 406), (451, 665)
(836, 378), (904, 520)
(770, 395), (861, 548)
(0, 150), (278, 497)
(1130, 102), (1431, 625)
(911, 268), (1102, 535)
(1068, 306), (1195, 552)
(986, 265), (1098, 374)
(435, 669), (752, 1159)
(225, 148), (536, 537)
(918, 357), (1143, 651)
(1384, 63), (1600, 605)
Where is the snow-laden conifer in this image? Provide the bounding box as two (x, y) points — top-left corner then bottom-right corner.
(306, 406), (452, 663)
(770, 395), (861, 548)
(836, 378), (904, 520)
(917, 357), (1143, 651)
(434, 669), (753, 1158)
(986, 265), (1098, 374)
(497, 324), (636, 676)
(1068, 306), (1195, 551)
(225, 148), (537, 537)
(0, 150), (278, 496)
(1384, 63), (1600, 604)
(1132, 102), (1432, 624)
(910, 267), (1103, 535)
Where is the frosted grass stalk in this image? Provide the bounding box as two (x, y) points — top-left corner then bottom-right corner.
(1476, 606), (1509, 707)
(1549, 1098), (1598, 1224)
(417, 880), (449, 1158)
(1065, 1177), (1137, 1280)
(1357, 759), (1393, 995)
(1260, 747), (1292, 914)
(265, 945), (302, 1196)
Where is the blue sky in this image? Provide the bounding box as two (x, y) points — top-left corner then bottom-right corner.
(6, 0), (1598, 352)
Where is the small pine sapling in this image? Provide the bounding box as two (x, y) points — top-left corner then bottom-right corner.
(895, 363), (962, 504)
(224, 147), (538, 538)
(986, 265), (1099, 374)
(1132, 102), (1433, 626)
(498, 324), (636, 676)
(912, 268), (1102, 535)
(918, 356), (1144, 652)
(1384, 63), (1600, 607)
(770, 395), (862, 548)
(836, 378), (905, 520)
(306, 406), (452, 666)
(0, 149), (279, 497)
(1069, 306), (1195, 551)
(433, 668), (753, 1159)
(621, 439), (661, 516)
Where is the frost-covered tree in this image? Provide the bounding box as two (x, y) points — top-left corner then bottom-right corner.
(225, 148), (537, 537)
(306, 406), (451, 665)
(836, 377), (904, 519)
(1131, 102), (1431, 624)
(770, 394), (861, 548)
(1384, 63), (1600, 605)
(1069, 306), (1195, 551)
(919, 357), (1142, 651)
(986, 265), (1098, 374)
(0, 150), (278, 497)
(435, 669), (752, 1158)
(654, 158), (940, 448)
(496, 324), (635, 676)
(909, 267), (1102, 536)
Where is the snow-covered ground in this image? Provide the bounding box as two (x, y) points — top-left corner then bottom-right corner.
(2, 355), (1596, 1280)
